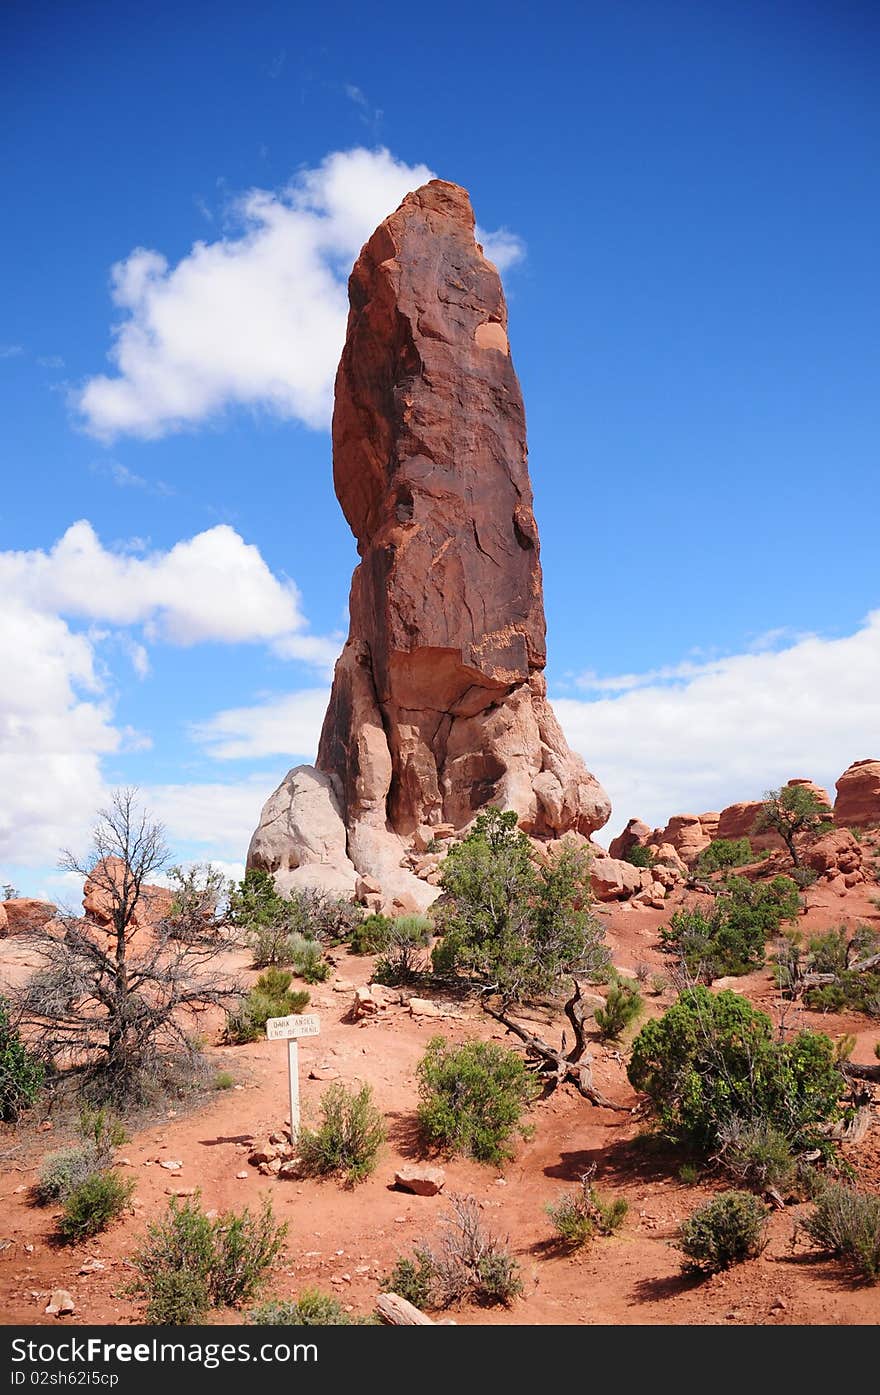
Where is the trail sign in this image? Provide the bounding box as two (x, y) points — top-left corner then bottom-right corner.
(266, 1014), (321, 1135)
(266, 1013), (320, 1041)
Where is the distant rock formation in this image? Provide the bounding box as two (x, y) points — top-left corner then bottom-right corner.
(834, 760), (880, 829)
(248, 180), (610, 910)
(0, 898), (57, 936)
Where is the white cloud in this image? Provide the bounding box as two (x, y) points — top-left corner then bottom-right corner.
(192, 689), (329, 760)
(476, 225), (526, 273)
(146, 777), (273, 859)
(555, 609), (880, 838)
(76, 147), (525, 441)
(0, 521), (338, 875)
(0, 519), (338, 661)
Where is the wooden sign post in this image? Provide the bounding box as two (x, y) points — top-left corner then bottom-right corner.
(266, 1013), (320, 1138)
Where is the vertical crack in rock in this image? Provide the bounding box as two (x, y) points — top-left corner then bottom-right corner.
(247, 179), (610, 912)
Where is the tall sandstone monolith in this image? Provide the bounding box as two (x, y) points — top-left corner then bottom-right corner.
(248, 180), (610, 910)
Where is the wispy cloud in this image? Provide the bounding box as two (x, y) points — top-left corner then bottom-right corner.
(89, 459), (175, 497)
(0, 343), (24, 359)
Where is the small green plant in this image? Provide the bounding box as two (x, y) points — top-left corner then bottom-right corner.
(57, 1171), (134, 1242)
(248, 1291), (375, 1325)
(297, 1083), (385, 1185)
(696, 838), (753, 874)
(800, 1182), (880, 1282)
(131, 1192), (287, 1322)
(34, 1108), (127, 1204)
(546, 1172), (628, 1249)
(287, 934), (330, 984)
(225, 968), (310, 1044)
(649, 974), (667, 997)
(389, 1194), (522, 1309)
(594, 975), (643, 1040)
(383, 1251), (435, 1307)
(716, 1116), (798, 1194)
(624, 844), (655, 869)
(416, 1037), (539, 1165)
(0, 995), (44, 1121)
(214, 1071), (235, 1090)
(675, 1191), (768, 1274)
(348, 914), (393, 955)
(678, 1162), (700, 1185)
(372, 916), (433, 986)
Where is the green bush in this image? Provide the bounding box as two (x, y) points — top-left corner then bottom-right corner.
(214, 1071), (235, 1090)
(287, 934), (330, 984)
(131, 1192), (286, 1322)
(416, 1037), (539, 1165)
(627, 987), (843, 1153)
(803, 927), (880, 1015)
(675, 1191), (768, 1274)
(57, 1170), (134, 1242)
(594, 975), (643, 1040)
(383, 1251), (435, 1307)
(716, 1116), (798, 1194)
(225, 969), (310, 1044)
(624, 844), (655, 869)
(389, 1195), (522, 1309)
(546, 1175), (627, 1249)
(696, 838), (753, 874)
(34, 1108), (127, 1204)
(230, 870), (358, 963)
(248, 1291), (375, 1325)
(348, 914), (393, 955)
(659, 876), (800, 981)
(297, 1083), (385, 1185)
(0, 996), (44, 1121)
(433, 808), (609, 1001)
(372, 916), (433, 986)
(800, 1182), (880, 1281)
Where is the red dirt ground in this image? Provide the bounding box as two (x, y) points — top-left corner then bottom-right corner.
(2, 871), (880, 1327)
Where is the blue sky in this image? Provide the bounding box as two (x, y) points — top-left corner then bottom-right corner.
(1, 0), (878, 899)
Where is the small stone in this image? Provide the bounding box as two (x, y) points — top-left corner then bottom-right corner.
(164, 1187), (197, 1198)
(45, 1289), (75, 1317)
(159, 1159), (183, 1171)
(408, 997), (440, 1018)
(78, 1259), (105, 1276)
(235, 1171), (249, 1180)
(394, 1164), (445, 1196)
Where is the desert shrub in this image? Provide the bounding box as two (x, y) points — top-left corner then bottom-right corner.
(675, 1191), (768, 1274)
(696, 838), (753, 874)
(800, 1182), (880, 1281)
(627, 987), (843, 1154)
(348, 914), (392, 955)
(373, 916), (433, 986)
(225, 969), (310, 1044)
(791, 866), (819, 890)
(433, 808), (610, 1001)
(132, 1192), (286, 1322)
(546, 1173), (628, 1249)
(678, 1163), (700, 1185)
(214, 1071), (235, 1090)
(57, 1170), (134, 1242)
(660, 876), (800, 982)
(391, 1195), (521, 1309)
(624, 844), (655, 869)
(594, 975), (643, 1039)
(0, 996), (44, 1121)
(416, 1037), (539, 1165)
(754, 786), (828, 866)
(295, 889), (362, 944)
(383, 1251), (435, 1307)
(161, 863), (229, 942)
(778, 927), (880, 1015)
(650, 974), (667, 997)
(231, 871), (358, 964)
(248, 1291), (375, 1325)
(286, 933), (330, 984)
(715, 1116), (798, 1194)
(34, 1108), (127, 1204)
(297, 1083), (385, 1185)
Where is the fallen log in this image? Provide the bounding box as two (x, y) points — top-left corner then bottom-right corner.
(376, 1292), (438, 1326)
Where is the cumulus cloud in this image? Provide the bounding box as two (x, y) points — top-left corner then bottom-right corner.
(476, 226), (526, 273)
(76, 147), (525, 441)
(145, 777), (274, 860)
(191, 689), (329, 760)
(0, 519), (339, 661)
(555, 610), (880, 839)
(0, 522), (338, 874)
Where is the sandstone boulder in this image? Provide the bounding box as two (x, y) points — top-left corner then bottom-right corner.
(834, 759), (880, 829)
(247, 766), (358, 898)
(83, 857), (172, 932)
(650, 814), (712, 865)
(608, 818), (651, 861)
(590, 857), (644, 901)
(803, 828), (865, 883)
(2, 898), (57, 935)
(394, 1164), (445, 1196)
(651, 843), (688, 878)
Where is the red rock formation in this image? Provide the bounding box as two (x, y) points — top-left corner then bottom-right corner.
(249, 181), (609, 910)
(803, 828), (865, 886)
(1, 898), (57, 936)
(83, 857), (173, 934)
(608, 818), (651, 861)
(834, 759), (880, 829)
